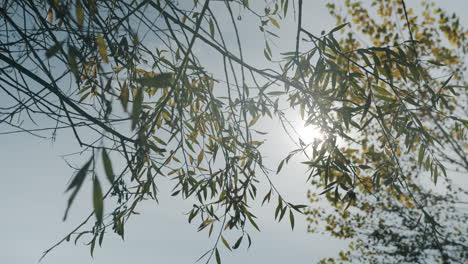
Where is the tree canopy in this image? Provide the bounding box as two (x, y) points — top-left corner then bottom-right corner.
(0, 0), (466, 263)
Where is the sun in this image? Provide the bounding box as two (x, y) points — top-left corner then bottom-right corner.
(295, 118), (323, 145)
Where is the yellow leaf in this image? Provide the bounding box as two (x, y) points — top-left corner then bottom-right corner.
(248, 115), (260, 127)
(48, 8), (53, 24)
(96, 35), (108, 63)
(197, 150), (204, 165)
(269, 17), (280, 29)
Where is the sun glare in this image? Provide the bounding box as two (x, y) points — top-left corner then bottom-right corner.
(295, 119), (323, 144)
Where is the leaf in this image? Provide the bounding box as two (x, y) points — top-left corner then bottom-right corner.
(76, 0), (84, 27)
(276, 159), (284, 174)
(283, 0), (289, 16)
(47, 8), (53, 23)
(248, 115), (260, 127)
(102, 149), (114, 184)
(96, 34), (108, 63)
(427, 60), (445, 66)
(221, 236), (231, 251)
(289, 210), (295, 230)
(215, 248), (221, 264)
(329, 23), (349, 34)
(269, 17), (280, 28)
(120, 82), (129, 111)
(63, 158), (92, 220)
(372, 85), (393, 97)
(135, 73), (173, 88)
(131, 87), (143, 130)
(418, 145), (425, 167)
(232, 236), (243, 249)
(361, 93), (372, 122)
(440, 74), (453, 91)
(90, 236), (96, 257)
(45, 41), (63, 58)
(68, 46), (80, 80)
(93, 177), (104, 224)
(247, 214), (260, 231)
(209, 18), (215, 38)
(197, 150), (204, 165)
(66, 159), (92, 191)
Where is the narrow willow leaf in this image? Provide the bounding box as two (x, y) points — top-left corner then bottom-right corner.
(289, 210), (295, 230)
(66, 158), (92, 191)
(96, 34), (108, 63)
(283, 0), (288, 16)
(276, 159), (284, 174)
(418, 145), (425, 167)
(45, 41), (63, 58)
(197, 150), (204, 165)
(209, 18), (215, 38)
(248, 116), (260, 127)
(68, 46), (79, 80)
(232, 236), (243, 249)
(102, 149), (114, 184)
(47, 8), (53, 23)
(90, 236), (96, 257)
(221, 236), (231, 251)
(329, 23), (349, 34)
(120, 82), (129, 111)
(131, 87), (143, 130)
(93, 177), (104, 224)
(76, 0), (84, 27)
(269, 17), (280, 28)
(440, 74), (453, 91)
(135, 73), (173, 88)
(247, 214), (260, 231)
(215, 248), (221, 264)
(64, 158), (92, 220)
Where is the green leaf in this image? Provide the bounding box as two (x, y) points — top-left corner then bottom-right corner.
(276, 159), (284, 174)
(418, 145), (425, 167)
(135, 73), (173, 88)
(247, 214), (260, 231)
(215, 248), (221, 264)
(102, 149), (114, 184)
(93, 177), (104, 224)
(64, 158), (92, 220)
(232, 236), (243, 249)
(289, 210), (295, 230)
(372, 85), (393, 97)
(131, 87), (143, 130)
(329, 23), (349, 34)
(68, 46), (80, 80)
(440, 74), (453, 91)
(45, 41), (63, 58)
(66, 159), (92, 191)
(120, 82), (129, 112)
(209, 18), (215, 38)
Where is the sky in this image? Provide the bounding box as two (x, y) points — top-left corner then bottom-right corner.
(1, 1), (467, 264)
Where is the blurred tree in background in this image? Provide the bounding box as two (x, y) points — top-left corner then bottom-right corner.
(304, 1), (467, 263)
(0, 0), (466, 263)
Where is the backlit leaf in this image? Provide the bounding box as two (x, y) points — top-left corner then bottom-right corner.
(96, 35), (108, 63)
(93, 177), (104, 224)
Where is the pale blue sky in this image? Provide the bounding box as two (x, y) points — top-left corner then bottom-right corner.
(1, 1), (467, 264)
